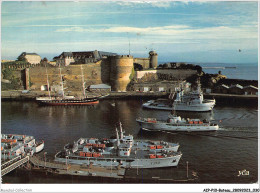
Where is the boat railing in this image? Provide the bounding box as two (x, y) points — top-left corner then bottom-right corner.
(137, 117), (159, 122)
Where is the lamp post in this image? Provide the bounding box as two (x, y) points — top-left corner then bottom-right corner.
(66, 156), (68, 171)
(110, 159), (112, 174)
(44, 152), (47, 168)
(137, 159), (139, 176)
(186, 161), (189, 179)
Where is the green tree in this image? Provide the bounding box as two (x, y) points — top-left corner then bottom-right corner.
(2, 68), (14, 80)
(17, 52), (28, 62)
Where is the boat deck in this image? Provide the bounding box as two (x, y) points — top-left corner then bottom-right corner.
(60, 147), (179, 161)
(136, 118), (216, 126)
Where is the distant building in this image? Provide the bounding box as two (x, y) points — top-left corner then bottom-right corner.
(53, 50), (117, 66)
(133, 80), (189, 93)
(214, 84), (229, 94)
(243, 85), (258, 95)
(18, 52), (41, 64)
(229, 84), (244, 95)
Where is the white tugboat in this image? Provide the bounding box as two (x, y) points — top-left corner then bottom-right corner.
(55, 123), (182, 168)
(142, 83), (215, 112)
(173, 83), (215, 112)
(136, 114), (219, 132)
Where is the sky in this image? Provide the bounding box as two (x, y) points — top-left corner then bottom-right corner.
(1, 1), (258, 63)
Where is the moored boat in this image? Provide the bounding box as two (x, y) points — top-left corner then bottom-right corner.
(54, 123), (182, 168)
(136, 114), (219, 132)
(173, 84), (215, 112)
(36, 96), (100, 106)
(142, 99), (173, 110)
(142, 82), (215, 112)
(1, 134), (44, 160)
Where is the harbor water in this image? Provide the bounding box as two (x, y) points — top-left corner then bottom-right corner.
(1, 100), (258, 183)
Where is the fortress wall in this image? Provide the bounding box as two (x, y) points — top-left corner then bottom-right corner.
(136, 69), (197, 80)
(134, 58), (150, 69)
(100, 59), (111, 83)
(28, 62), (104, 91)
(136, 70), (157, 79)
(110, 55), (134, 91)
(29, 66), (63, 90)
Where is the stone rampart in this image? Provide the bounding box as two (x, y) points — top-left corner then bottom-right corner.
(28, 62), (104, 91)
(136, 69), (197, 80)
(134, 58), (149, 69)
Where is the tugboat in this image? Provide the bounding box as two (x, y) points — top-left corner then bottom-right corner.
(173, 82), (215, 112)
(142, 82), (215, 112)
(136, 114), (219, 132)
(1, 134), (44, 160)
(54, 123), (182, 168)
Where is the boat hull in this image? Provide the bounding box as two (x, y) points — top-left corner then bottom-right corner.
(136, 120), (219, 132)
(173, 102), (215, 112)
(142, 102), (173, 111)
(35, 142), (44, 153)
(54, 153), (182, 169)
(142, 101), (215, 112)
(36, 99), (99, 106)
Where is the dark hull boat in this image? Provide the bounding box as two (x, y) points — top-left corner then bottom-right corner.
(36, 96), (100, 106)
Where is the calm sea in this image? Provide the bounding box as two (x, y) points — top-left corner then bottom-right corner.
(159, 62), (258, 80)
(196, 63), (258, 80)
(1, 100), (258, 184)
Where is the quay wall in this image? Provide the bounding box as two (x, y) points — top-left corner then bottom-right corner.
(1, 90), (257, 106)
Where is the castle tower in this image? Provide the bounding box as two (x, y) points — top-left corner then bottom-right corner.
(149, 51), (158, 69)
(110, 55), (134, 91)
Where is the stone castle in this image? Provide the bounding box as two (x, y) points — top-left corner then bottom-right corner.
(2, 50), (197, 93)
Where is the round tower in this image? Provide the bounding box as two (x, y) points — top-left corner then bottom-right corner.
(110, 55), (134, 91)
(149, 51), (158, 69)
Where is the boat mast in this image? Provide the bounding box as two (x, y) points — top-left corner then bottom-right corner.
(59, 64), (64, 98)
(116, 128), (120, 147)
(81, 65), (86, 98)
(45, 64), (51, 99)
(119, 122), (124, 139)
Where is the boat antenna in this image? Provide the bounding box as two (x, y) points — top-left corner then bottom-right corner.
(119, 122), (124, 139)
(45, 63), (51, 99)
(116, 128), (120, 147)
(59, 64), (64, 98)
(81, 65), (86, 98)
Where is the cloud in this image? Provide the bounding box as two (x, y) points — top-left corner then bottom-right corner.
(54, 24), (258, 40)
(116, 1), (173, 8)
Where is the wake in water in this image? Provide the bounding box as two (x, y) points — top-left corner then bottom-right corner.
(140, 127), (257, 140)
